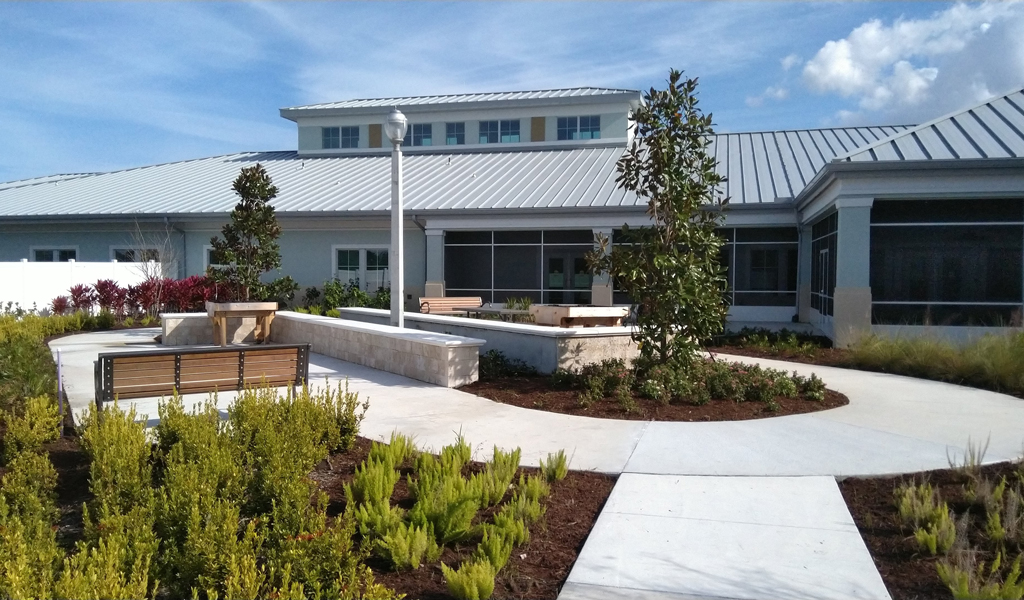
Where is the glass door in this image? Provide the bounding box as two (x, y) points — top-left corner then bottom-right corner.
(545, 253), (592, 304)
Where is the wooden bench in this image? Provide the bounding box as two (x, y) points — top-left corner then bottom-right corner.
(418, 296), (482, 315)
(94, 344), (310, 409)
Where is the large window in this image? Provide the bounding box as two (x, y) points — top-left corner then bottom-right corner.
(557, 116), (601, 140)
(479, 121), (499, 144)
(499, 120), (520, 143)
(204, 247), (229, 270)
(403, 124), (432, 147)
(32, 248), (77, 262)
(724, 228), (798, 307)
(870, 199), (1024, 326)
(322, 127), (340, 149)
(334, 247), (390, 293)
(444, 230), (593, 304)
(446, 122), (465, 145)
(811, 213), (838, 317)
(341, 126), (359, 148)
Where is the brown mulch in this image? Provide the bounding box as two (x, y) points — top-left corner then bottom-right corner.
(460, 376), (847, 421)
(311, 437), (616, 600)
(32, 434), (614, 600)
(839, 461), (1023, 600)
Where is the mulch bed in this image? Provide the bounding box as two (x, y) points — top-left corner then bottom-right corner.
(312, 437), (616, 599)
(839, 461), (1023, 600)
(20, 433), (615, 600)
(460, 375), (847, 421)
(707, 345), (851, 367)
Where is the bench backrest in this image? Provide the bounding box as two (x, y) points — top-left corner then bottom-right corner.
(419, 296), (482, 313)
(94, 344), (311, 407)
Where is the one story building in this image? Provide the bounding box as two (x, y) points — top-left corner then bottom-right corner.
(1, 86), (1022, 346)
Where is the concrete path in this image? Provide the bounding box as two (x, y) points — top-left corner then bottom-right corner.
(52, 330), (1024, 600)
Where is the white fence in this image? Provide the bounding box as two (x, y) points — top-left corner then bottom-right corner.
(0, 260), (162, 312)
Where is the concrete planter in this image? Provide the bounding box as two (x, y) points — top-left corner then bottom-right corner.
(337, 307), (638, 374)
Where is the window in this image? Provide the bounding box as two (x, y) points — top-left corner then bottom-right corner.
(333, 247), (390, 293)
(446, 122), (465, 145)
(811, 213), (838, 316)
(557, 116), (601, 140)
(443, 229), (593, 304)
(32, 248), (77, 262)
(499, 120), (520, 143)
(403, 124), (432, 147)
(870, 199), (1024, 326)
(719, 228), (799, 307)
(112, 248), (159, 262)
(479, 121), (499, 144)
(479, 120), (520, 144)
(322, 127), (340, 149)
(205, 247), (230, 269)
(341, 126), (359, 148)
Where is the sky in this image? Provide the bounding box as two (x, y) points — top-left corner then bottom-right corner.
(1, 1), (1023, 183)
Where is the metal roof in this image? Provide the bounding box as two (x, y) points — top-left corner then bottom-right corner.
(0, 148), (639, 218)
(838, 88), (1024, 162)
(0, 172), (96, 191)
(0, 124), (930, 219)
(283, 87), (639, 111)
(710, 125), (911, 202)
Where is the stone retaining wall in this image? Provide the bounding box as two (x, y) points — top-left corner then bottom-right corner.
(270, 311), (484, 387)
(337, 308), (638, 374)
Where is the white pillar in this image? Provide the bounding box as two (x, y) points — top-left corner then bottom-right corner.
(390, 141), (405, 328)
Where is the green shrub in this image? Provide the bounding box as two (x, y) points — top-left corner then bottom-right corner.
(473, 525), (514, 571)
(479, 350), (537, 379)
(518, 473), (550, 503)
(896, 482), (943, 530)
(539, 450), (569, 482)
(96, 310), (116, 330)
(938, 549), (1024, 600)
(325, 308), (341, 318)
(351, 498), (406, 539)
(368, 431), (417, 469)
(408, 473), (480, 545)
(470, 446), (520, 507)
(0, 451), (59, 523)
(491, 509), (529, 546)
(377, 522), (441, 570)
(81, 402), (153, 513)
(441, 560), (496, 600)
(0, 334), (58, 413)
(1, 395), (60, 464)
(915, 507), (957, 555)
(0, 494), (62, 600)
(346, 459), (400, 505)
(308, 305), (323, 316)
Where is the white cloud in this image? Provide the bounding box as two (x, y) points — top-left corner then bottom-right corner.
(781, 54), (802, 71)
(801, 1), (1024, 123)
(745, 85), (788, 107)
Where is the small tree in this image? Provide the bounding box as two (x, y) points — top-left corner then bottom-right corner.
(208, 164), (297, 302)
(589, 69), (729, 369)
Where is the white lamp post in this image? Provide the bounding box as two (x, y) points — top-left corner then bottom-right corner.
(384, 108), (408, 328)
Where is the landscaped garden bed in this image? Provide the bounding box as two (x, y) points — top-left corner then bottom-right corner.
(710, 327), (1024, 399)
(460, 351), (847, 421)
(841, 447), (1024, 599)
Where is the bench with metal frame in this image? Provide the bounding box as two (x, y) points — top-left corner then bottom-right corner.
(418, 296), (482, 315)
(94, 343), (311, 411)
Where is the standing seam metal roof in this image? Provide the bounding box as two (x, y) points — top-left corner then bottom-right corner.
(838, 88), (1024, 162)
(0, 124), (929, 218)
(284, 87), (639, 111)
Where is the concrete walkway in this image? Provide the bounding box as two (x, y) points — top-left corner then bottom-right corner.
(52, 330), (1024, 600)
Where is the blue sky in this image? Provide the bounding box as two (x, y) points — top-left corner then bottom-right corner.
(1, 1), (1022, 183)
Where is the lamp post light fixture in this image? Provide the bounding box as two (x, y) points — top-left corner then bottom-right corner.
(384, 108), (408, 328)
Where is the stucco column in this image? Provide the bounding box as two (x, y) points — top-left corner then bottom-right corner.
(797, 224), (812, 323)
(591, 227), (614, 306)
(833, 197), (874, 347)
(424, 229), (445, 297)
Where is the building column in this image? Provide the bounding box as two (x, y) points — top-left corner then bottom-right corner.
(591, 227), (614, 306)
(797, 224), (812, 323)
(424, 229), (445, 297)
(833, 197), (874, 347)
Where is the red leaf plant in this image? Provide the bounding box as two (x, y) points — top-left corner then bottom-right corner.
(68, 284), (96, 312)
(50, 296), (70, 316)
(94, 279), (127, 314)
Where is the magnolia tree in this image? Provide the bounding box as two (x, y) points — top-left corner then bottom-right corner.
(589, 69), (729, 369)
(208, 164), (297, 303)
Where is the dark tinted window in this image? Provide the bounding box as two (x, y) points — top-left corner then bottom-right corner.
(444, 246), (491, 289)
(494, 246), (541, 289)
(872, 199), (1024, 224)
(445, 231), (491, 245)
(736, 227), (798, 243)
(494, 230), (542, 244)
(544, 230), (594, 244)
